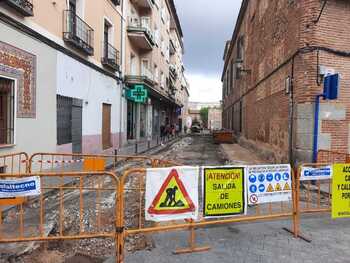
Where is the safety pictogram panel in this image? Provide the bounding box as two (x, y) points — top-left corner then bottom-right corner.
(247, 164), (292, 205)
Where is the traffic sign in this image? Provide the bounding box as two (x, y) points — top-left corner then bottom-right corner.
(148, 169), (195, 215)
(203, 167), (246, 218)
(145, 167), (199, 222)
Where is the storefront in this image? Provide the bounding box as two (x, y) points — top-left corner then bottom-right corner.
(126, 82), (182, 142)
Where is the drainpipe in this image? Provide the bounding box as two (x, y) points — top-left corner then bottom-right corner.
(312, 94), (325, 162)
(118, 0), (125, 149)
(288, 58), (295, 165)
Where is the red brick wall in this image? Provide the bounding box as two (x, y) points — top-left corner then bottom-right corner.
(222, 0), (302, 162)
(223, 0), (350, 163)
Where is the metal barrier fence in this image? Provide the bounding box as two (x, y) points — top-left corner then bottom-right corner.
(0, 171), (122, 261)
(294, 163), (332, 240)
(118, 168), (297, 261)
(2, 151), (344, 261)
(0, 152), (29, 174)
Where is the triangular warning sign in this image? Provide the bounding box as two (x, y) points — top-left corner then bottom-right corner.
(283, 182), (291, 191)
(267, 184), (274, 192)
(148, 169), (195, 215)
(275, 183), (282, 192)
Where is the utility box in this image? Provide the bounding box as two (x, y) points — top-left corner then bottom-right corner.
(323, 73), (339, 100)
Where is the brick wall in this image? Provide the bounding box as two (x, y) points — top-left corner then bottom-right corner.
(223, 0), (350, 163)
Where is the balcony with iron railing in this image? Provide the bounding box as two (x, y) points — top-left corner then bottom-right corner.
(63, 10), (94, 56)
(101, 42), (120, 71)
(127, 18), (155, 51)
(169, 38), (176, 55)
(2, 0), (33, 16)
(125, 67), (155, 88)
(169, 64), (178, 80)
(130, 0), (153, 11)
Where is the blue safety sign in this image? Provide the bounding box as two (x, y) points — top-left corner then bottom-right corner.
(266, 173), (273, 182)
(283, 173), (289, 181)
(275, 173), (281, 181)
(250, 185), (257, 193)
(249, 174), (257, 183)
(258, 184), (265, 192)
(258, 174), (265, 182)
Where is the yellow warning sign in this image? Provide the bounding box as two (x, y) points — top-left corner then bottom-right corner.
(283, 182), (291, 191)
(148, 169), (195, 215)
(275, 183), (282, 192)
(332, 164), (350, 219)
(267, 184), (274, 192)
(203, 167), (245, 218)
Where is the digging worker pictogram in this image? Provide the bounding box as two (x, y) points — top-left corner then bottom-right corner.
(160, 186), (185, 207)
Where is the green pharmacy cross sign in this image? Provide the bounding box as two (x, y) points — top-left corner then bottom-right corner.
(127, 85), (148, 103)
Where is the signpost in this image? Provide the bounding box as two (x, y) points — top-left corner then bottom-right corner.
(203, 167), (246, 218)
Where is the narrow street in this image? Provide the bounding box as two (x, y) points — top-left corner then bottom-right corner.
(154, 135), (227, 166)
(2, 0), (350, 262)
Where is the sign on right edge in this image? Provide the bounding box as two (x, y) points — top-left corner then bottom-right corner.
(332, 164), (350, 219)
(247, 164), (292, 205)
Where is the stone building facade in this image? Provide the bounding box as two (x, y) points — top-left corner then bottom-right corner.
(0, 0), (188, 156)
(222, 0), (350, 163)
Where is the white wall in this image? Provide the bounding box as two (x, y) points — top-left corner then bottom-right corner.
(0, 21), (57, 156)
(56, 53), (123, 136)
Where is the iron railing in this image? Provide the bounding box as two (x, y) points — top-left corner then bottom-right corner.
(169, 64), (177, 80)
(127, 18), (155, 47)
(3, 0), (33, 16)
(101, 42), (120, 71)
(63, 10), (94, 55)
(169, 38), (176, 55)
(130, 0), (153, 10)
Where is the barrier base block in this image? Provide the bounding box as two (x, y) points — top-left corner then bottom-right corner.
(173, 246), (211, 255)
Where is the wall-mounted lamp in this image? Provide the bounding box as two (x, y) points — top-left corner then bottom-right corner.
(236, 61), (251, 75)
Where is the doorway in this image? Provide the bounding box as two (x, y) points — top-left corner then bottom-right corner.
(0, 77), (14, 145)
(102, 103), (112, 150)
(127, 100), (136, 140)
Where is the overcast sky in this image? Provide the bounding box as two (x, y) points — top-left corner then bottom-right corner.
(174, 0), (242, 102)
